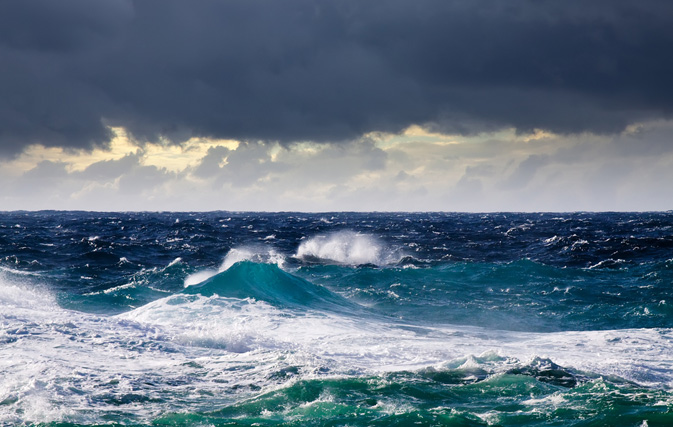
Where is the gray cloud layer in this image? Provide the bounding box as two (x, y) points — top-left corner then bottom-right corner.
(3, 120), (673, 211)
(1, 0), (672, 156)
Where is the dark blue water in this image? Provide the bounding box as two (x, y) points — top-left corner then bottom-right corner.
(1, 211), (672, 425)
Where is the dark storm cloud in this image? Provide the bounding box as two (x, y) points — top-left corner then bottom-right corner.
(1, 0), (673, 156)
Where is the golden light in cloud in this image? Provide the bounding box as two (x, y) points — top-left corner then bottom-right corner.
(366, 125), (460, 149)
(142, 136), (239, 172)
(1, 126), (241, 176)
(366, 125), (555, 150)
(372, 125), (560, 148)
(521, 128), (556, 142)
(401, 124), (456, 139)
(2, 127), (140, 175)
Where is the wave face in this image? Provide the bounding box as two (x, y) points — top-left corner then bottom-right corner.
(1, 211), (673, 425)
(183, 261), (358, 313)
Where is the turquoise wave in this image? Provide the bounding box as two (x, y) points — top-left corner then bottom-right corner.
(183, 261), (360, 314)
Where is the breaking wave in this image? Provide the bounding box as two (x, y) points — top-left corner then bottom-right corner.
(295, 231), (402, 266)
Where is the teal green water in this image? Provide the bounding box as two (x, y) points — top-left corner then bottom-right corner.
(34, 374), (673, 426)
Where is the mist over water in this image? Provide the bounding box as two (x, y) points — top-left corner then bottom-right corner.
(1, 211), (672, 425)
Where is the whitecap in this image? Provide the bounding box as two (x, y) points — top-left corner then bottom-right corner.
(166, 257), (183, 268)
(184, 269), (219, 287)
(220, 247), (286, 271)
(295, 231), (402, 266)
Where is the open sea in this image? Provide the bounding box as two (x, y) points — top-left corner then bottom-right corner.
(1, 211), (672, 426)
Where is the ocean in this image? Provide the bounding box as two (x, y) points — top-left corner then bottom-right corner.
(1, 211), (672, 426)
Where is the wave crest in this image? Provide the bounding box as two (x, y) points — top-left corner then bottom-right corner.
(184, 261), (355, 312)
(220, 247), (285, 271)
(184, 247), (286, 287)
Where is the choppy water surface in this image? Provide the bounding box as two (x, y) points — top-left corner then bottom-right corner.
(1, 211), (672, 426)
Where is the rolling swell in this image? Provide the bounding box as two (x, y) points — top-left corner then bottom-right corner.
(296, 258), (673, 332)
(183, 261), (360, 313)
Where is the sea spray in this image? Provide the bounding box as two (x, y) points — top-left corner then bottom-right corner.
(295, 231), (404, 265)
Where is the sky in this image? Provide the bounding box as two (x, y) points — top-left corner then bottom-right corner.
(1, 0), (672, 212)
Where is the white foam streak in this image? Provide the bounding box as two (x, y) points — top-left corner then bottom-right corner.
(183, 269), (219, 287)
(166, 257), (182, 268)
(0, 265), (42, 277)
